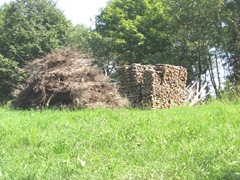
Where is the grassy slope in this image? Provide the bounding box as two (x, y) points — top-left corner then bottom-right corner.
(0, 101), (240, 179)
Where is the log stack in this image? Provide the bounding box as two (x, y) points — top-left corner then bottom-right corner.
(117, 64), (187, 109)
(117, 64), (144, 106)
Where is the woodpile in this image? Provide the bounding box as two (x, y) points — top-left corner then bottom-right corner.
(12, 49), (129, 109)
(117, 64), (187, 109)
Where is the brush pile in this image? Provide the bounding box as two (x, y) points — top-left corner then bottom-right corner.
(117, 64), (187, 109)
(13, 50), (128, 109)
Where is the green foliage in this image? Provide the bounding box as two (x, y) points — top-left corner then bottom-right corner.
(91, 0), (240, 98)
(0, 0), (73, 66)
(165, 0), (225, 85)
(88, 32), (119, 74)
(68, 24), (91, 51)
(0, 54), (23, 103)
(222, 0), (240, 91)
(94, 0), (172, 65)
(92, 0), (227, 91)
(217, 80), (240, 100)
(0, 101), (240, 179)
(0, 0), (75, 102)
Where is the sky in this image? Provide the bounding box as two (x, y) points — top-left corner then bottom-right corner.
(0, 0), (109, 27)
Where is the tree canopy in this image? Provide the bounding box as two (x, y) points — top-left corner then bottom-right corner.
(0, 0), (73, 66)
(0, 0), (75, 103)
(0, 54), (22, 102)
(94, 0), (172, 65)
(91, 0), (240, 96)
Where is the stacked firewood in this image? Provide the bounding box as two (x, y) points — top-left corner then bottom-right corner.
(117, 64), (187, 109)
(117, 64), (144, 106)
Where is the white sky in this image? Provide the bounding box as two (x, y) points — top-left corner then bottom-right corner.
(0, 0), (109, 27)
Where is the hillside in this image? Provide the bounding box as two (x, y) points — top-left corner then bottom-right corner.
(0, 101), (239, 179)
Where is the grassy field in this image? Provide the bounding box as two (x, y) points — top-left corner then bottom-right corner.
(0, 101), (240, 179)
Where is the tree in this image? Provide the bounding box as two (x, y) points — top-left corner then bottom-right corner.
(69, 24), (91, 51)
(87, 32), (118, 75)
(94, 0), (226, 95)
(0, 0), (74, 102)
(0, 0), (73, 66)
(222, 0), (240, 92)
(0, 54), (22, 103)
(94, 0), (172, 66)
(163, 0), (229, 97)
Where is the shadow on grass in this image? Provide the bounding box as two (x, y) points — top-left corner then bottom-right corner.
(215, 169), (240, 180)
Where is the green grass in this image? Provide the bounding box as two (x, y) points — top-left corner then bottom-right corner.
(0, 101), (240, 179)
